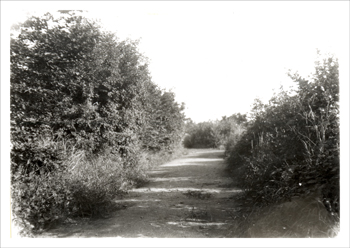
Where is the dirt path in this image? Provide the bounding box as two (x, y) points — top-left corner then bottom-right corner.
(39, 149), (242, 238)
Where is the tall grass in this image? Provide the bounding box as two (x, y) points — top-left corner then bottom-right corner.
(224, 54), (340, 237)
(11, 129), (187, 236)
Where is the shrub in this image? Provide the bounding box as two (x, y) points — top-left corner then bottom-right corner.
(11, 144), (147, 235)
(65, 151), (129, 217)
(184, 115), (246, 149)
(11, 125), (71, 235)
(184, 122), (217, 148)
(10, 11), (186, 236)
(226, 53), (340, 217)
(11, 170), (72, 236)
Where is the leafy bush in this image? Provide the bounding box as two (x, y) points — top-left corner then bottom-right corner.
(183, 114), (246, 149)
(226, 52), (339, 217)
(10, 11), (186, 236)
(11, 147), (139, 235)
(140, 88), (185, 152)
(11, 170), (71, 236)
(183, 121), (216, 148)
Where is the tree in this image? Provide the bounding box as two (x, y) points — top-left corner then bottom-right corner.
(10, 12), (158, 157)
(140, 85), (185, 151)
(10, 11), (187, 233)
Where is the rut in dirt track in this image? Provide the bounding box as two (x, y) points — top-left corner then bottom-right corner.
(40, 149), (242, 238)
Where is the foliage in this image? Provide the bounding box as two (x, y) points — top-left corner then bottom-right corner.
(140, 84), (185, 152)
(183, 114), (247, 149)
(10, 11), (186, 235)
(226, 53), (339, 216)
(63, 151), (139, 218)
(138, 144), (188, 173)
(11, 170), (71, 236)
(183, 121), (216, 148)
(216, 114), (247, 150)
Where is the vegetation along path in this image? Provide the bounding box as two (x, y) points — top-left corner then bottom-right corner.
(39, 149), (242, 238)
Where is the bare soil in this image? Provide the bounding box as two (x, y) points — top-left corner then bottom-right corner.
(37, 149), (242, 238)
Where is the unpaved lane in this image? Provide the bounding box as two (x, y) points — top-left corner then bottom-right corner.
(40, 149), (242, 238)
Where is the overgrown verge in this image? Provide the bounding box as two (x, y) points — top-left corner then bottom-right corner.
(225, 52), (340, 236)
(10, 11), (185, 236)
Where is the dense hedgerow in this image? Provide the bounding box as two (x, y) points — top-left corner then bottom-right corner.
(226, 52), (339, 217)
(183, 114), (247, 149)
(10, 11), (185, 235)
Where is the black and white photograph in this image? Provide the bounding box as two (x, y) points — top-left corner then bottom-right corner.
(1, 1), (349, 247)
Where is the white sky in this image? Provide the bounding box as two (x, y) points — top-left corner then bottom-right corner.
(1, 2), (350, 247)
(4, 1), (349, 123)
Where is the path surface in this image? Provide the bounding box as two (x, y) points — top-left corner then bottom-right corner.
(40, 149), (242, 238)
